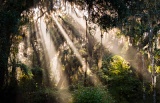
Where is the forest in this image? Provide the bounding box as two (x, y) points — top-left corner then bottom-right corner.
(0, 0), (160, 103)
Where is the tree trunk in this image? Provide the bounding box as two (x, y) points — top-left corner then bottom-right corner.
(0, 32), (11, 90)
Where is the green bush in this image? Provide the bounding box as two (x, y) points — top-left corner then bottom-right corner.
(101, 55), (143, 103)
(73, 86), (115, 103)
(17, 66), (58, 103)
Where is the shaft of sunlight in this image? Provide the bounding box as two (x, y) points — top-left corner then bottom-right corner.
(65, 2), (86, 29)
(35, 7), (74, 102)
(52, 14), (85, 70)
(34, 16), (72, 103)
(33, 8), (68, 89)
(52, 14), (101, 85)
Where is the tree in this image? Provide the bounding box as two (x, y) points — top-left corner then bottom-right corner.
(0, 0), (60, 88)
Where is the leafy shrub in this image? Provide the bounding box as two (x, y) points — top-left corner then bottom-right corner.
(101, 55), (143, 103)
(18, 87), (58, 103)
(17, 66), (57, 103)
(73, 86), (115, 103)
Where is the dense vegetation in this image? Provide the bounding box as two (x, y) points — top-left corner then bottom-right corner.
(0, 0), (160, 103)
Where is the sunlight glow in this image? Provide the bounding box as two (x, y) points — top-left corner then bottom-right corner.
(52, 14), (84, 68)
(34, 6), (75, 102)
(64, 3), (86, 29)
(34, 15), (72, 103)
(32, 7), (68, 89)
(52, 14), (101, 85)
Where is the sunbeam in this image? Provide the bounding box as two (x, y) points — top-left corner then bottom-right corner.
(32, 7), (69, 89)
(37, 17), (68, 89)
(64, 1), (86, 29)
(52, 13), (101, 85)
(32, 9), (73, 103)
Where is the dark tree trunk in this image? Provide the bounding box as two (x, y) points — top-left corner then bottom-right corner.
(0, 33), (12, 103)
(0, 32), (11, 90)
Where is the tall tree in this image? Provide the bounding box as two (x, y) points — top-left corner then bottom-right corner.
(0, 0), (39, 90)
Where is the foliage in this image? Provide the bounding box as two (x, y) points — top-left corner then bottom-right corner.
(18, 85), (58, 103)
(108, 55), (130, 75)
(73, 86), (115, 103)
(31, 67), (43, 85)
(17, 66), (58, 103)
(100, 55), (143, 103)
